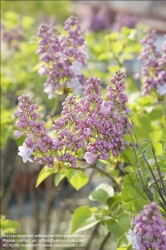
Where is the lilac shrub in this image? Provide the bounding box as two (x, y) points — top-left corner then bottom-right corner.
(136, 29), (166, 96)
(127, 202), (166, 250)
(37, 16), (88, 98)
(14, 71), (131, 168)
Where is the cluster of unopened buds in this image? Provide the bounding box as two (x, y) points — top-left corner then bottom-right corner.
(37, 15), (88, 98)
(127, 202), (166, 250)
(14, 71), (131, 168)
(136, 29), (166, 96)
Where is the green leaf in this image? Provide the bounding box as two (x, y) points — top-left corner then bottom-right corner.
(54, 170), (66, 186)
(143, 142), (163, 159)
(149, 130), (162, 142)
(128, 30), (137, 40)
(105, 32), (119, 40)
(108, 65), (120, 74)
(93, 44), (103, 54)
(121, 174), (148, 202)
(153, 188), (160, 204)
(36, 166), (58, 187)
(1, 220), (19, 229)
(125, 166), (135, 174)
(32, 62), (44, 72)
(112, 41), (124, 54)
(117, 233), (130, 248)
(134, 114), (151, 139)
(89, 183), (114, 203)
(0, 215), (6, 222)
(22, 16), (34, 29)
(121, 26), (133, 35)
(105, 214), (130, 238)
(108, 195), (121, 211)
(123, 44), (141, 53)
(121, 199), (150, 213)
(122, 149), (135, 166)
(71, 206), (100, 234)
(0, 215), (20, 236)
(29, 36), (38, 44)
(4, 11), (19, 21)
(117, 245), (132, 250)
(161, 128), (166, 141)
(98, 52), (111, 61)
(65, 169), (89, 190)
(149, 109), (163, 120)
(119, 53), (133, 61)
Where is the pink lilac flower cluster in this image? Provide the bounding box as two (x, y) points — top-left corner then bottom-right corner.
(37, 16), (88, 99)
(51, 71), (131, 165)
(51, 96), (85, 166)
(82, 72), (131, 163)
(1, 23), (24, 51)
(114, 12), (137, 31)
(127, 202), (166, 250)
(136, 29), (166, 96)
(14, 72), (131, 167)
(14, 95), (55, 167)
(88, 7), (110, 32)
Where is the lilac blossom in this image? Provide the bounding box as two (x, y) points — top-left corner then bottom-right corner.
(114, 12), (137, 31)
(88, 7), (110, 32)
(14, 95), (55, 167)
(37, 16), (88, 98)
(1, 22), (24, 51)
(51, 96), (85, 166)
(15, 72), (131, 167)
(18, 143), (33, 163)
(52, 71), (131, 165)
(84, 152), (98, 164)
(127, 229), (141, 250)
(136, 30), (166, 96)
(80, 72), (132, 163)
(128, 202), (166, 250)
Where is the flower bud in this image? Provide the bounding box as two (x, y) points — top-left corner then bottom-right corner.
(14, 131), (22, 138)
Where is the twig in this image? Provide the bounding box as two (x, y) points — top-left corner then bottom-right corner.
(98, 232), (111, 250)
(92, 165), (121, 192)
(67, 164), (121, 192)
(139, 148), (166, 206)
(129, 116), (166, 210)
(85, 224), (100, 250)
(144, 139), (166, 197)
(129, 132), (153, 202)
(50, 95), (60, 117)
(66, 164), (92, 171)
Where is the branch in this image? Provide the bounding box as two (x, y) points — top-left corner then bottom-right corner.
(98, 232), (111, 250)
(67, 164), (121, 192)
(144, 139), (166, 197)
(129, 132), (153, 202)
(85, 224), (100, 250)
(91, 165), (121, 192)
(129, 116), (166, 210)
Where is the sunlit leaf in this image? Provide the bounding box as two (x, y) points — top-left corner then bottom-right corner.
(71, 206), (100, 234)
(89, 183), (114, 202)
